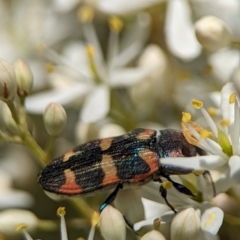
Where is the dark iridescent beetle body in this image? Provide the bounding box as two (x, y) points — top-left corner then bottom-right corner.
(38, 128), (208, 214)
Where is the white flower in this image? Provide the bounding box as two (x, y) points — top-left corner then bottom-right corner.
(177, 82), (240, 194)
(26, 10), (154, 123)
(137, 182), (224, 239)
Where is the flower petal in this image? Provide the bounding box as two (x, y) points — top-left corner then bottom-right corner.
(112, 13), (151, 67)
(221, 82), (235, 123)
(97, 0), (164, 15)
(109, 66), (157, 87)
(165, 0), (201, 60)
(25, 84), (91, 114)
(80, 85), (109, 122)
(114, 189), (144, 224)
(99, 205), (126, 240)
(200, 206), (223, 235)
(160, 155), (227, 170)
(228, 155), (240, 184)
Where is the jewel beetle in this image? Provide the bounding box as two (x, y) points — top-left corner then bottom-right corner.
(38, 128), (211, 214)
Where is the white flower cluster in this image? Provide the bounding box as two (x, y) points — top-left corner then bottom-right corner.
(0, 0), (239, 240)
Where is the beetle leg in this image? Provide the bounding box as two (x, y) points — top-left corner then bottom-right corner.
(203, 170), (216, 197)
(164, 175), (194, 196)
(159, 185), (177, 214)
(99, 184), (123, 212)
(99, 184), (136, 233)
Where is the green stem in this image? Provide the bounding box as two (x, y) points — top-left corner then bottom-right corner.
(7, 101), (19, 124)
(45, 136), (57, 164)
(23, 134), (47, 167)
(70, 198), (94, 221)
(0, 130), (22, 143)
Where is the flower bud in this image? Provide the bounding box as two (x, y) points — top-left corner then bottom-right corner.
(0, 58), (17, 101)
(171, 208), (200, 240)
(195, 16), (232, 52)
(99, 205), (126, 240)
(14, 60), (33, 97)
(141, 230), (166, 240)
(0, 101), (19, 134)
(0, 209), (38, 236)
(43, 102), (67, 137)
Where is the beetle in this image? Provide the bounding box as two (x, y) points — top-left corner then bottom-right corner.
(38, 128), (209, 214)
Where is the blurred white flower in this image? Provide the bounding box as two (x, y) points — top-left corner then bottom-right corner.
(165, 0), (201, 61)
(195, 16), (232, 52)
(26, 11), (155, 123)
(0, 209), (38, 236)
(0, 169), (33, 209)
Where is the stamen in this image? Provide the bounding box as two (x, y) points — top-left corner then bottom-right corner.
(153, 218), (161, 231)
(77, 6), (94, 23)
(192, 99), (203, 109)
(229, 93), (237, 104)
(109, 16), (123, 33)
(16, 223), (28, 231)
(205, 212), (216, 227)
(200, 129), (213, 139)
(220, 119), (230, 127)
(45, 62), (54, 73)
(182, 121), (203, 146)
(86, 45), (95, 58)
(207, 107), (217, 117)
(201, 107), (218, 138)
(203, 64), (213, 74)
(85, 45), (101, 84)
(57, 207), (66, 217)
(182, 112), (191, 123)
(91, 211), (99, 226)
(35, 42), (46, 53)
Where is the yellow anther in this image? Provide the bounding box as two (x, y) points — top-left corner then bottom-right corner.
(203, 64), (213, 74)
(45, 62), (54, 73)
(35, 42), (46, 53)
(16, 223), (28, 231)
(178, 70), (191, 81)
(200, 129), (213, 139)
(205, 212), (216, 227)
(86, 45), (95, 58)
(91, 211), (99, 226)
(220, 119), (230, 127)
(182, 112), (191, 123)
(109, 16), (123, 33)
(192, 99), (203, 109)
(77, 6), (94, 23)
(207, 107), (217, 117)
(181, 121), (204, 146)
(162, 181), (173, 190)
(229, 93), (237, 104)
(153, 218), (160, 231)
(57, 207), (66, 217)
